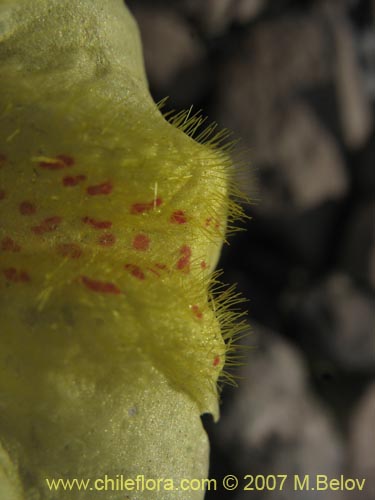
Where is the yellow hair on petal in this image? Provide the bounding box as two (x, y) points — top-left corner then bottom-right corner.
(0, 1), (249, 498)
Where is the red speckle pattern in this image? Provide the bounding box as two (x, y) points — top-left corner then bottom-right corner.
(148, 267), (160, 277)
(131, 197), (162, 214)
(192, 304), (203, 319)
(63, 175), (86, 187)
(3, 267), (30, 283)
(213, 355), (220, 367)
(1, 237), (21, 252)
(19, 201), (36, 215)
(98, 233), (116, 247)
(57, 243), (82, 259)
(81, 276), (121, 295)
(87, 182), (113, 196)
(132, 234), (150, 251)
(176, 245), (191, 272)
(125, 264), (145, 280)
(205, 217), (220, 229)
(32, 216), (62, 235)
(82, 216), (112, 230)
(147, 263), (167, 277)
(39, 154), (74, 170)
(170, 210), (187, 224)
(1, 151), (217, 333)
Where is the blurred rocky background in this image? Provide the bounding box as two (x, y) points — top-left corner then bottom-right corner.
(126, 0), (374, 498)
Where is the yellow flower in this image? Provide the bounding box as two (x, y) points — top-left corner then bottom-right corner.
(0, 1), (246, 498)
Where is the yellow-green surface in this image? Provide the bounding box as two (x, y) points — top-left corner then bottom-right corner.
(0, 1), (240, 498)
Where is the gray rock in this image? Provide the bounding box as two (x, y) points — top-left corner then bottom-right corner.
(182, 0), (266, 35)
(214, 13), (350, 214)
(215, 325), (344, 500)
(357, 28), (375, 99)
(348, 383), (375, 499)
(183, 0), (232, 35)
(274, 100), (348, 211)
(340, 202), (375, 290)
(235, 0), (266, 23)
(288, 274), (375, 371)
(328, 6), (373, 148)
(234, 97), (348, 214)
(129, 6), (206, 92)
(350, 133), (375, 197)
(216, 12), (334, 130)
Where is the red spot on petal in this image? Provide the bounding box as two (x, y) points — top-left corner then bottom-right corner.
(213, 355), (220, 367)
(57, 243), (82, 259)
(87, 182), (113, 196)
(0, 190), (6, 200)
(131, 197), (162, 214)
(3, 267), (30, 283)
(124, 264), (145, 280)
(176, 245), (191, 272)
(19, 201), (36, 215)
(3, 268), (17, 281)
(170, 210), (187, 224)
(98, 233), (116, 247)
(200, 260), (207, 270)
(57, 155), (74, 166)
(1, 237), (21, 252)
(82, 216), (112, 230)
(132, 234), (150, 251)
(63, 174), (86, 187)
(148, 263), (168, 277)
(192, 304), (203, 320)
(205, 217), (212, 227)
(39, 154), (74, 170)
(19, 271), (30, 282)
(148, 267), (161, 277)
(0, 154), (6, 167)
(32, 216), (62, 235)
(81, 276), (121, 295)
